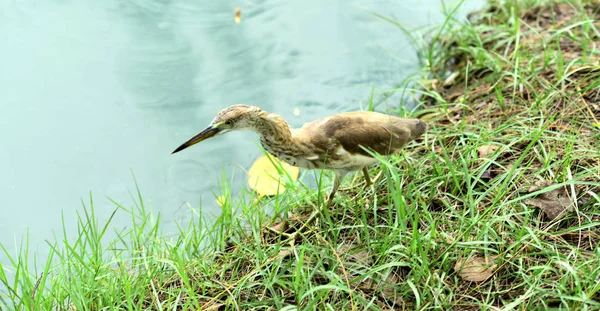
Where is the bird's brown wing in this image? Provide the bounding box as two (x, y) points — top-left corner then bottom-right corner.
(301, 112), (425, 158)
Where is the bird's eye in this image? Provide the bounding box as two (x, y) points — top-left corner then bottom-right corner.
(225, 120), (233, 126)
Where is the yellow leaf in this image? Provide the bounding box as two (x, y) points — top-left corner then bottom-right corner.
(216, 195), (226, 207)
(234, 8), (241, 24)
(248, 154), (299, 197)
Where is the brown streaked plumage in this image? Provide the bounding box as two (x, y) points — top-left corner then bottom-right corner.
(172, 105), (427, 203)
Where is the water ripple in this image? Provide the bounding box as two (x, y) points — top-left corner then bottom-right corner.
(167, 158), (216, 193)
(115, 26), (200, 110)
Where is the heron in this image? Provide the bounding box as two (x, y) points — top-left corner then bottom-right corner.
(172, 105), (427, 204)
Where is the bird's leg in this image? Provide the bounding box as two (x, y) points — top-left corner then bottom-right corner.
(327, 170), (348, 206)
(362, 167), (372, 188)
(278, 170), (348, 241)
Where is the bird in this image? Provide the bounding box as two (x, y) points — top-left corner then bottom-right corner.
(172, 105), (427, 204)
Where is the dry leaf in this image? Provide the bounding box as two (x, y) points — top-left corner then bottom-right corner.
(359, 274), (404, 306)
(234, 8), (241, 24)
(524, 184), (573, 220)
(442, 233), (455, 244)
(443, 71), (460, 86)
(477, 144), (500, 157)
(201, 302), (224, 311)
(480, 169), (493, 181)
(454, 255), (498, 282)
(248, 154), (299, 197)
(378, 274), (403, 306)
(338, 244), (372, 265)
(268, 222), (285, 233)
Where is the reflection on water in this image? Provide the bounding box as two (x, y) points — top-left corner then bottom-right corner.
(0, 0), (484, 285)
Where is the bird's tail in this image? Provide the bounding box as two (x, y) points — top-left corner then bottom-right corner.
(412, 120), (428, 140)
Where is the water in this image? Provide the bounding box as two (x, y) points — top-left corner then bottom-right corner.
(0, 0), (483, 279)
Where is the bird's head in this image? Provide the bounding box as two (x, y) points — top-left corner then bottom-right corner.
(172, 105), (263, 154)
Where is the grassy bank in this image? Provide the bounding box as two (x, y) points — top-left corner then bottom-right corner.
(2, 0), (600, 309)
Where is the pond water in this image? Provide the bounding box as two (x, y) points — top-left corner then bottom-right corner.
(0, 0), (483, 278)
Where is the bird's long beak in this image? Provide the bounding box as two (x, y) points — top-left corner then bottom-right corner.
(172, 125), (220, 154)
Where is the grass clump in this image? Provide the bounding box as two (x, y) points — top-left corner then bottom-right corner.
(2, 0), (600, 309)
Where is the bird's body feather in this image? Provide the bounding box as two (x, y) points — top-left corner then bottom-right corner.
(262, 111), (426, 171)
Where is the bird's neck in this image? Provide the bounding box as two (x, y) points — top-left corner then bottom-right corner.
(255, 113), (296, 154)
